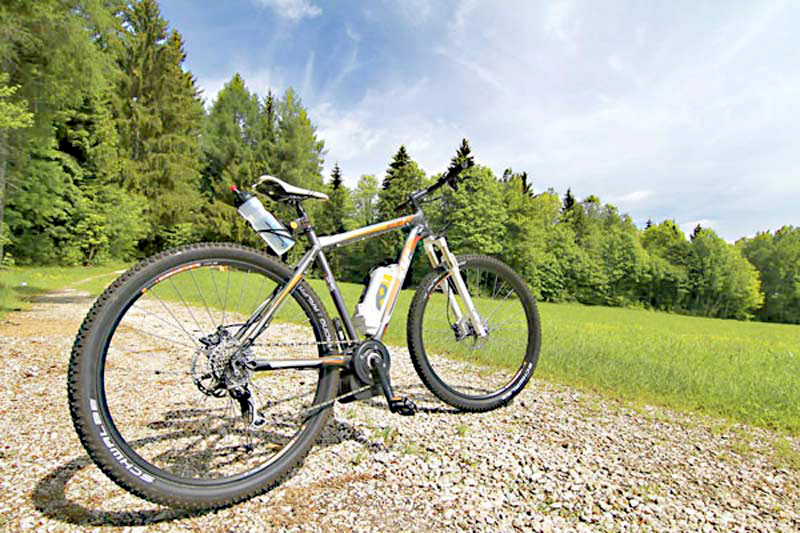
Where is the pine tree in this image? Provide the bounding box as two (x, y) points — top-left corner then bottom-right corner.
(691, 224), (702, 241)
(360, 146), (426, 279)
(271, 88), (325, 191)
(442, 138), (474, 187)
(317, 163), (353, 275)
(328, 163), (348, 233)
(113, 0), (204, 251)
(202, 73), (263, 188)
(443, 165), (507, 256)
(502, 168), (533, 197)
(377, 146), (425, 220)
(199, 73), (268, 244)
(562, 188), (576, 211)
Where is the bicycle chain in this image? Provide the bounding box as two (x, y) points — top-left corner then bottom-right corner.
(301, 384), (374, 420)
(253, 339), (372, 420)
(255, 340), (339, 348)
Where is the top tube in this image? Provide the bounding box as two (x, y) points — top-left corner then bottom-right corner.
(317, 212), (425, 250)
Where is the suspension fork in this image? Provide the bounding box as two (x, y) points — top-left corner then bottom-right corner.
(422, 237), (487, 338)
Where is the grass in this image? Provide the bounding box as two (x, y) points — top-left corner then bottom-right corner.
(0, 262), (128, 315)
(536, 302), (800, 434)
(771, 436), (800, 470)
(2, 261), (799, 435)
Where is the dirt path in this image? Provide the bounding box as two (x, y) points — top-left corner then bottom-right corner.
(0, 296), (798, 532)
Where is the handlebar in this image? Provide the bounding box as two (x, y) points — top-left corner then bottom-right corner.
(397, 141), (475, 213)
(395, 173), (454, 214)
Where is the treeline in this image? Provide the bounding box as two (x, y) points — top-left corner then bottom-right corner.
(1, 1), (798, 324)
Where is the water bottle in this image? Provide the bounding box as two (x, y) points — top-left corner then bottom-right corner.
(352, 265), (398, 336)
(232, 186), (295, 255)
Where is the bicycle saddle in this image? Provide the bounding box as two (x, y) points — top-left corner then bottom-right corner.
(252, 175), (329, 202)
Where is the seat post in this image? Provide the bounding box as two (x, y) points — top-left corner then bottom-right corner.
(293, 201), (311, 230)
(292, 200), (319, 242)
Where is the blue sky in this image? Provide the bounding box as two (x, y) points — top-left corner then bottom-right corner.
(159, 0), (799, 241)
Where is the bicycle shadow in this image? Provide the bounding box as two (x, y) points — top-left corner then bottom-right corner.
(31, 415), (374, 527)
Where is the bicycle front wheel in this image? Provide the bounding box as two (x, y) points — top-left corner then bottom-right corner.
(68, 243), (338, 510)
(407, 255), (541, 411)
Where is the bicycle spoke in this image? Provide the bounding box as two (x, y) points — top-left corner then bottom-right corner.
(129, 300), (201, 338)
(148, 288), (201, 348)
(190, 269), (216, 329)
(117, 322), (196, 350)
(210, 268), (224, 328)
(237, 269), (250, 319)
(169, 277), (205, 335)
(222, 268), (230, 326)
(481, 287), (517, 323)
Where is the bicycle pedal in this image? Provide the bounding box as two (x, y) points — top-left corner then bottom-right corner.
(388, 397), (417, 416)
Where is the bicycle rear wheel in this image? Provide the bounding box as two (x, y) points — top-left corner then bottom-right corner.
(68, 243), (337, 510)
(407, 255), (541, 411)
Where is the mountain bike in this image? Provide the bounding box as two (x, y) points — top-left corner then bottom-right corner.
(67, 158), (541, 510)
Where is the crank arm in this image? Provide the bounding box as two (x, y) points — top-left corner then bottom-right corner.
(368, 354), (417, 416)
(246, 355), (349, 372)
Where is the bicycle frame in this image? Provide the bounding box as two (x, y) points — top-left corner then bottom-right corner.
(235, 204), (487, 372)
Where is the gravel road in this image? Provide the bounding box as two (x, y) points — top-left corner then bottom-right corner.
(0, 293), (798, 531)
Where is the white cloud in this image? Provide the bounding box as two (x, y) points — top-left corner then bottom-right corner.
(312, 78), (461, 185)
(453, 0), (478, 32)
(544, 0), (578, 52)
(610, 190), (654, 204)
(315, 103), (383, 162)
(251, 0), (321, 21)
(301, 51), (315, 102)
(345, 25), (361, 42)
(434, 46), (505, 93)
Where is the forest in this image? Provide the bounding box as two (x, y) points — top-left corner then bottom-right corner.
(1, 0), (798, 324)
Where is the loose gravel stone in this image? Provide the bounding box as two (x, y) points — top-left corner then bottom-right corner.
(0, 297), (799, 531)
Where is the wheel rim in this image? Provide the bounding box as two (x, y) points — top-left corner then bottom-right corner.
(419, 262), (533, 400)
(99, 258), (330, 483)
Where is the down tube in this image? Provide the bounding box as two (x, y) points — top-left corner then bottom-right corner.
(233, 245), (319, 346)
(374, 225), (424, 341)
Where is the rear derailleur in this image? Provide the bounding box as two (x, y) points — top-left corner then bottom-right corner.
(192, 326), (266, 429)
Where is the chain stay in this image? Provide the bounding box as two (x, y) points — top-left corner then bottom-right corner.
(300, 384), (373, 420)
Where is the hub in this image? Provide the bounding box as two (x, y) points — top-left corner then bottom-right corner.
(192, 327), (256, 414)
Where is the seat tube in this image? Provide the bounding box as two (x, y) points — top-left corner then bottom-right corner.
(308, 228), (359, 342)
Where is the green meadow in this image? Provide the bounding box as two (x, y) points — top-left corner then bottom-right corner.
(2, 263), (798, 434)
